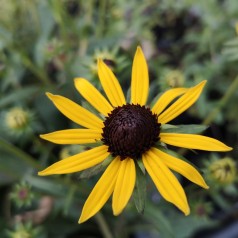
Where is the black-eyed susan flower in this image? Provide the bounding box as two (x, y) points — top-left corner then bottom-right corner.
(39, 47), (232, 223)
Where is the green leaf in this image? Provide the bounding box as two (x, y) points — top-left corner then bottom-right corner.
(0, 138), (41, 169)
(79, 157), (112, 179)
(161, 124), (208, 134)
(0, 86), (39, 108)
(145, 203), (173, 237)
(133, 161), (147, 214)
(224, 38), (238, 46)
(25, 175), (68, 197)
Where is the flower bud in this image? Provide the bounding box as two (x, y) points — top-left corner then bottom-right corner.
(209, 157), (236, 185)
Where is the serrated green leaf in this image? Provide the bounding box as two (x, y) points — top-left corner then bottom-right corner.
(133, 161), (147, 214)
(161, 124), (208, 134)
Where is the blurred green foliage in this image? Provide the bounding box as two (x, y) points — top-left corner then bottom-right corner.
(0, 0), (238, 237)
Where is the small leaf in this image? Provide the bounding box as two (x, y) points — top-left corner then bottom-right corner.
(133, 161), (147, 214)
(161, 124), (208, 134)
(145, 203), (173, 237)
(0, 86), (39, 108)
(224, 38), (238, 46)
(79, 157), (112, 179)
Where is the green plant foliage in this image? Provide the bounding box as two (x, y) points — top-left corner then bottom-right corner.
(0, 0), (237, 237)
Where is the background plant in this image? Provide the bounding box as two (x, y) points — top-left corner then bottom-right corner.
(0, 0), (238, 237)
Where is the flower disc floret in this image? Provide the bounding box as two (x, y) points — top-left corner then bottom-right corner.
(102, 104), (161, 159)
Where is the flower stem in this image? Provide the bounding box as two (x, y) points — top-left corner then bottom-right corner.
(0, 138), (41, 170)
(96, 0), (107, 38)
(94, 212), (114, 238)
(21, 53), (52, 86)
(203, 76), (238, 125)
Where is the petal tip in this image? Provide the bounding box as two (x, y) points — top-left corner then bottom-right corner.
(45, 92), (53, 98)
(219, 145), (233, 151)
(78, 214), (88, 224)
(74, 77), (85, 86)
(204, 185), (209, 189)
(39, 134), (46, 139)
(201, 182), (209, 189)
(74, 77), (81, 83)
(97, 58), (103, 65)
(112, 208), (122, 216)
(136, 45), (142, 51)
(183, 206), (190, 216)
(38, 171), (45, 176)
(136, 46), (144, 56)
(185, 209), (190, 216)
(196, 80), (207, 89)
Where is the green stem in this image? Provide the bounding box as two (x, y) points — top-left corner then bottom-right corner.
(96, 0), (107, 38)
(179, 76), (238, 156)
(94, 212), (114, 238)
(203, 76), (238, 125)
(21, 53), (52, 86)
(0, 138), (41, 170)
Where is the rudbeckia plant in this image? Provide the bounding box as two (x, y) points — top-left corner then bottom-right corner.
(39, 47), (232, 223)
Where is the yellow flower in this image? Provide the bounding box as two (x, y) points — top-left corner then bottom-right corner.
(209, 157), (236, 185)
(38, 47), (232, 223)
(5, 107), (29, 130)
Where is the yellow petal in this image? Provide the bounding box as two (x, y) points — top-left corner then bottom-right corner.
(79, 157), (121, 223)
(112, 158), (136, 215)
(46, 93), (103, 129)
(142, 150), (190, 215)
(74, 78), (113, 116)
(152, 88), (188, 115)
(97, 59), (126, 107)
(40, 128), (102, 144)
(131, 46), (149, 105)
(38, 145), (109, 175)
(158, 81), (207, 124)
(160, 133), (232, 151)
(151, 148), (209, 189)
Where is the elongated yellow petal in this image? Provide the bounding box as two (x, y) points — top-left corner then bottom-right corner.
(160, 133), (232, 151)
(74, 78), (113, 116)
(46, 93), (103, 129)
(131, 46), (149, 105)
(112, 158), (136, 215)
(151, 148), (209, 189)
(152, 88), (188, 115)
(79, 157), (121, 223)
(142, 150), (190, 215)
(158, 81), (206, 124)
(38, 145), (109, 175)
(40, 128), (102, 144)
(97, 59), (126, 107)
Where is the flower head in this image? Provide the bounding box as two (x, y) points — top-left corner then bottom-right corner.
(5, 107), (29, 131)
(208, 157), (236, 185)
(10, 181), (34, 208)
(3, 107), (34, 139)
(6, 222), (41, 238)
(39, 47), (232, 223)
